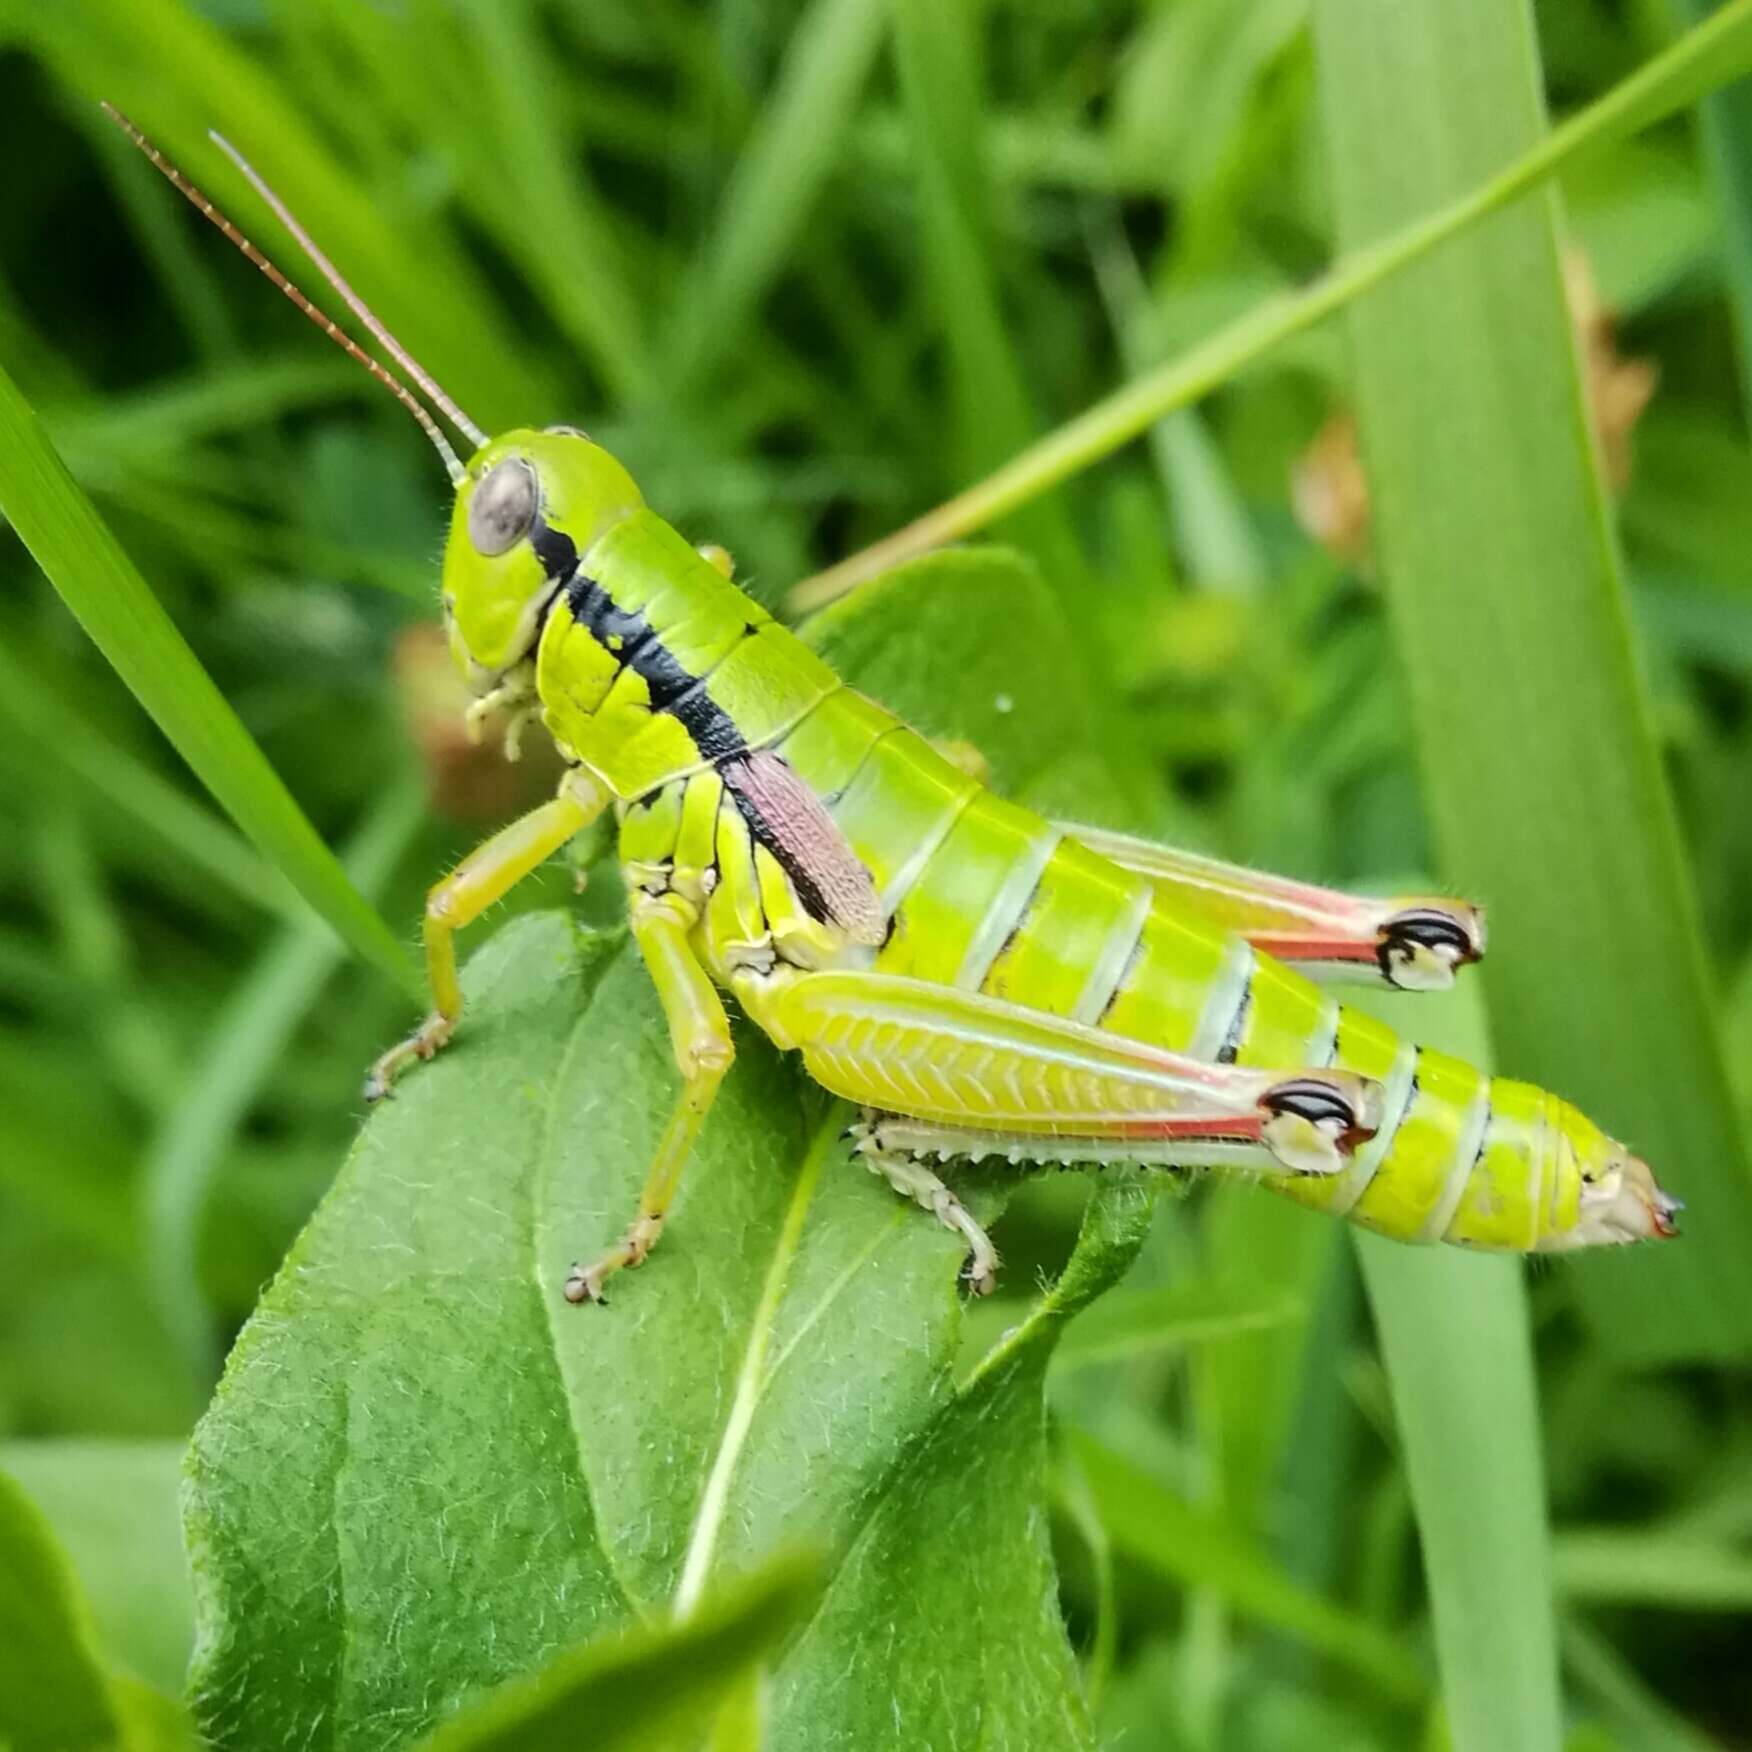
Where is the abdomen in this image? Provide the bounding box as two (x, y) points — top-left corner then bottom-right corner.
(769, 696), (1587, 1251)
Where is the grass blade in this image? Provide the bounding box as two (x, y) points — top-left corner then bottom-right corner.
(27, 0), (547, 428)
(144, 779), (425, 1382)
(0, 359), (422, 1000)
(668, 0), (889, 387)
(1314, 0), (1752, 1361)
(1063, 1429), (1425, 1704)
(1669, 0), (1752, 417)
(1, 1441), (190, 1698)
(890, 0), (1088, 597)
(1050, 1277), (1302, 1373)
(1360, 1239), (1560, 1751)
(790, 0), (1752, 611)
(0, 1470), (124, 1751)
(0, 642), (288, 919)
(1351, 985), (1561, 1752)
(1554, 1530), (1752, 1610)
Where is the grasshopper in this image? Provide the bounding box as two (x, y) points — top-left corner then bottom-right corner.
(109, 108), (1679, 1305)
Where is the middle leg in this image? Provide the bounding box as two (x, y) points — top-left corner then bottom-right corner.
(565, 890), (734, 1304)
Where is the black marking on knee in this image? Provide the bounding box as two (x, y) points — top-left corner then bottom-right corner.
(1378, 907), (1480, 981)
(1262, 1077), (1358, 1131)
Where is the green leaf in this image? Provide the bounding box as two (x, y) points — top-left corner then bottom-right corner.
(0, 359), (422, 1002)
(790, 0), (1752, 610)
(411, 1557), (816, 1752)
(0, 1467), (121, 1752)
(1313, 0), (1752, 1363)
(184, 550), (1154, 1749)
(1349, 986), (1562, 1752)
(0, 1441), (191, 1701)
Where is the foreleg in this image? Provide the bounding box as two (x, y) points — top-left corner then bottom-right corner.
(365, 771), (607, 1099)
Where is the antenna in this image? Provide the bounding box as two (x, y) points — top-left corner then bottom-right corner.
(208, 128), (488, 450)
(100, 103), (467, 485)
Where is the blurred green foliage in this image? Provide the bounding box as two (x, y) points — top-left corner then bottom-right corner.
(1, 0), (1750, 1747)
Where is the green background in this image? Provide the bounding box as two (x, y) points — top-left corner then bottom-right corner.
(1, 1), (1750, 1747)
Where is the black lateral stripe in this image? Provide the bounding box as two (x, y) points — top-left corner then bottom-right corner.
(532, 519), (578, 582)
(561, 562), (749, 761)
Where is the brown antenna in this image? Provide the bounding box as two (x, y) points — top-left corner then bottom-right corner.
(208, 128), (488, 451)
(100, 103), (467, 485)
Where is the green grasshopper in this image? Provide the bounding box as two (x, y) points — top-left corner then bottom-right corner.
(110, 108), (1679, 1305)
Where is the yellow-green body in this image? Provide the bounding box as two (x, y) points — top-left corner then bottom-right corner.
(615, 656), (1595, 1252)
(418, 427), (1672, 1262)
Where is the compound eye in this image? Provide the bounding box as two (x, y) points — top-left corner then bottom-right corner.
(468, 457), (539, 556)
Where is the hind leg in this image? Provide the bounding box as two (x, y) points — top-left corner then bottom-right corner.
(850, 1121), (1000, 1294)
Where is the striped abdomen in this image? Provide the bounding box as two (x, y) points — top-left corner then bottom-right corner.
(775, 693), (1610, 1251)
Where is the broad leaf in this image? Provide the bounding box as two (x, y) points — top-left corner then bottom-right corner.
(186, 549), (1157, 1748)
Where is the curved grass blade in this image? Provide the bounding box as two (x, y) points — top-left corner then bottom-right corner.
(0, 360), (423, 1001)
(1, 1440), (191, 1699)
(1061, 1429), (1424, 1705)
(411, 1556), (818, 1752)
(24, 0), (545, 427)
(145, 778), (426, 1383)
(0, 1469), (121, 1751)
(1344, 975), (1559, 1752)
(790, 0), (1752, 611)
(667, 0), (889, 389)
(1314, 0), (1752, 1363)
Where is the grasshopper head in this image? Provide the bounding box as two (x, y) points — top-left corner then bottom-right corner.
(443, 427), (642, 684)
